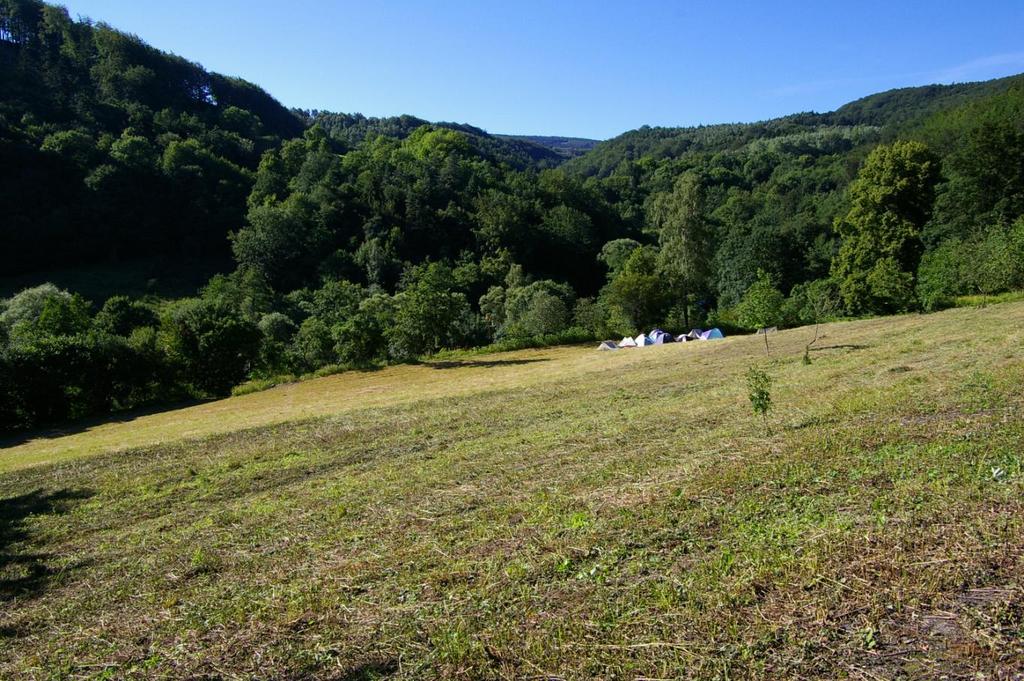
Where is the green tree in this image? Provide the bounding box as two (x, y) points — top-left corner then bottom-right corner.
(597, 238), (642, 279)
(333, 293), (397, 366)
(256, 312), (296, 373)
(163, 299), (261, 395)
(916, 239), (968, 310)
(478, 285), (507, 337)
(501, 280), (575, 339)
(231, 195), (332, 291)
(34, 293), (92, 337)
(831, 141), (941, 314)
(650, 172), (712, 328)
(389, 263), (476, 360)
(94, 296), (159, 337)
(572, 297), (607, 337)
(1, 284), (92, 341)
(736, 270), (785, 354)
(601, 246), (671, 332)
(288, 317), (335, 372)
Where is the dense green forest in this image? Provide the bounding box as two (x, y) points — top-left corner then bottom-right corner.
(2, 0), (1023, 432)
(496, 134), (599, 159)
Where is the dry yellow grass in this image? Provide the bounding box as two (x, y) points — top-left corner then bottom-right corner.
(2, 331), (742, 471)
(4, 303), (1020, 475)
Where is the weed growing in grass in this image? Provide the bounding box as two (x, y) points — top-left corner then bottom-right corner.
(746, 366), (773, 435)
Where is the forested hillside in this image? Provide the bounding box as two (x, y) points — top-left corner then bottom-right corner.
(0, 0), (303, 280)
(496, 134), (600, 159)
(563, 74), (1024, 177)
(309, 112), (566, 169)
(2, 0), (1023, 433)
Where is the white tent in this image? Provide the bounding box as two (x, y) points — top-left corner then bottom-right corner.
(634, 334), (654, 346)
(618, 336), (638, 348)
(651, 332), (673, 344)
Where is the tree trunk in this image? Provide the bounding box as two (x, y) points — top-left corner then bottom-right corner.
(682, 288), (689, 329)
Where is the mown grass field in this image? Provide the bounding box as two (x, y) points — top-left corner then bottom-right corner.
(2, 304), (1024, 679)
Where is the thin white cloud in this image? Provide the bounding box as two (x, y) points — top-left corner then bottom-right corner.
(767, 75), (894, 98)
(933, 52), (1024, 82)
(766, 70), (933, 99)
(767, 52), (1024, 102)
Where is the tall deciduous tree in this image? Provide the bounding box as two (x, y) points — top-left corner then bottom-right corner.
(831, 141), (940, 314)
(650, 172), (712, 328)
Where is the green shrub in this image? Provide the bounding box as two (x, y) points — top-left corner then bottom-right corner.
(94, 296), (160, 337)
(388, 263), (478, 360)
(917, 240), (967, 310)
(572, 297), (608, 337)
(1, 284), (90, 341)
(231, 375), (297, 397)
(501, 280), (576, 339)
(600, 247), (671, 331)
(288, 317), (336, 373)
(746, 366), (773, 434)
(333, 293), (396, 366)
(163, 299), (262, 396)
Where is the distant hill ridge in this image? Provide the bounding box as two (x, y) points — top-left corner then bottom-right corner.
(308, 112), (569, 169)
(563, 73), (1024, 177)
(496, 135), (600, 159)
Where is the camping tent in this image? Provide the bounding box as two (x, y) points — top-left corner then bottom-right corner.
(618, 336), (638, 348)
(634, 334), (654, 346)
(649, 328), (674, 344)
(699, 327), (724, 340)
(597, 340), (619, 350)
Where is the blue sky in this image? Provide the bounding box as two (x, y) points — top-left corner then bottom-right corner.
(58, 1), (1024, 139)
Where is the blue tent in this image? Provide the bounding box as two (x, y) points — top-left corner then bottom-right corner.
(700, 327), (724, 340)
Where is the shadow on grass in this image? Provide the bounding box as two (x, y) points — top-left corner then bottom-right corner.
(0, 397), (210, 449)
(339, 659), (400, 680)
(810, 344), (870, 352)
(1, 488), (93, 606)
(425, 358), (549, 370)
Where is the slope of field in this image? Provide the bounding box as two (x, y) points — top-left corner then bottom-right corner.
(2, 304), (1024, 678)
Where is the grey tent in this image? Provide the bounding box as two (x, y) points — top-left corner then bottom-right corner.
(649, 328), (674, 344)
(597, 340), (619, 350)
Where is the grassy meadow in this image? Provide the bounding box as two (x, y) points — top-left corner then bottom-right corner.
(2, 303), (1024, 679)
